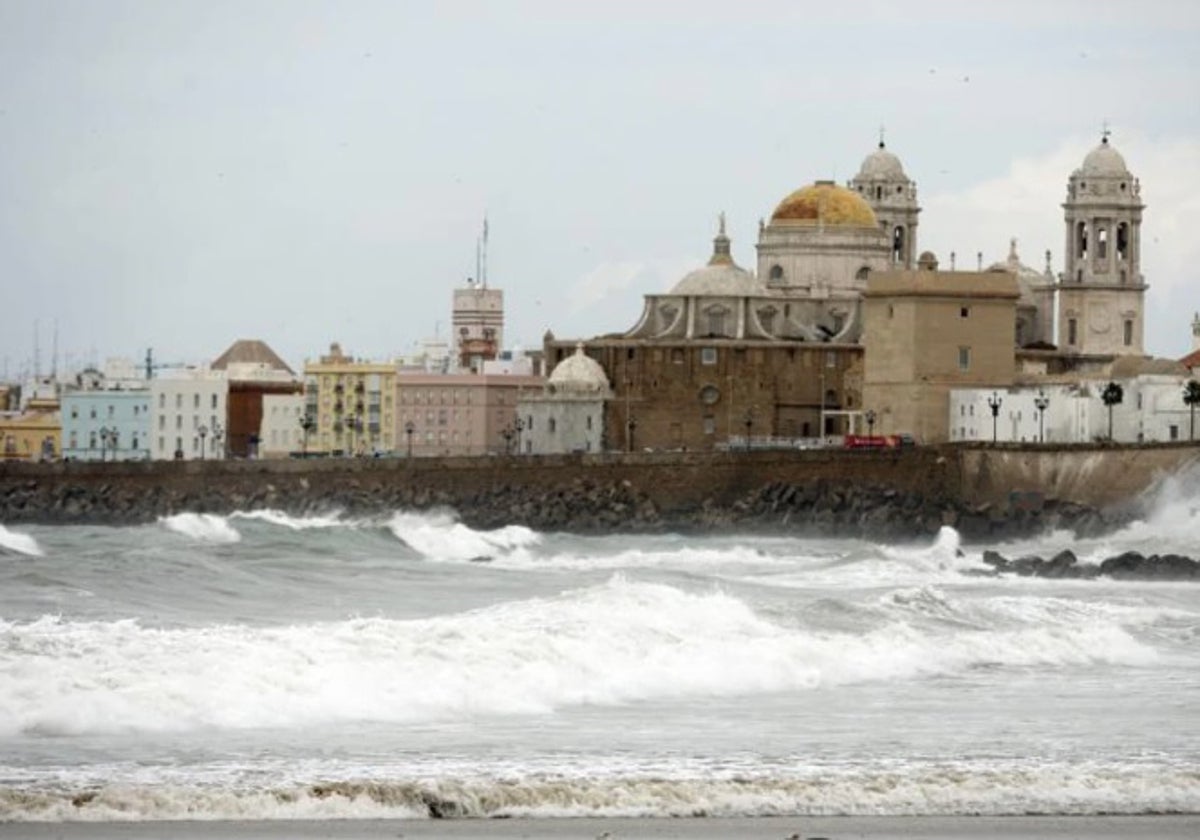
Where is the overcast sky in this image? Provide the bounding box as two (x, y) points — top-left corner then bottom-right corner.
(2, 0), (1198, 377)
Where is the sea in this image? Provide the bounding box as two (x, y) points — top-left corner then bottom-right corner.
(1, 470), (1199, 826)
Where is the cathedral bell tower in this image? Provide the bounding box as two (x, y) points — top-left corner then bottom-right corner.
(848, 138), (920, 269)
(1056, 133), (1147, 356)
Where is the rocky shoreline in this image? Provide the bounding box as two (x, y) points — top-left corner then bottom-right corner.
(1, 472), (1135, 544)
(979, 548), (1200, 581)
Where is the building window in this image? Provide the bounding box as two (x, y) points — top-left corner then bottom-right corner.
(960, 306), (970, 318)
(703, 416), (716, 435)
(586, 415), (593, 431)
(212, 394), (218, 409)
(548, 418), (557, 433)
(671, 348), (685, 365)
(1068, 318), (1078, 345)
(826, 351), (836, 368)
(769, 264), (784, 282)
(700, 347), (717, 365)
(89, 407), (96, 419)
(176, 394), (182, 409)
(706, 311), (726, 336)
(1124, 320), (1133, 347)
(193, 394), (200, 409)
(958, 347), (971, 371)
(159, 394), (166, 409)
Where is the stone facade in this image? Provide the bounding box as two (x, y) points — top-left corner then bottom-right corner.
(545, 338), (862, 452)
(863, 259), (1019, 443)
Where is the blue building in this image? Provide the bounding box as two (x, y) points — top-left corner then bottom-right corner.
(61, 389), (152, 461)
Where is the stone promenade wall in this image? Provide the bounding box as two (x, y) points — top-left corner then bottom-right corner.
(1, 443), (1197, 540)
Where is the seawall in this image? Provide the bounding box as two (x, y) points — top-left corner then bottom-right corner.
(2, 443), (1197, 540)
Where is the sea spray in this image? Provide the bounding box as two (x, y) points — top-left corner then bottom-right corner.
(0, 524), (43, 556)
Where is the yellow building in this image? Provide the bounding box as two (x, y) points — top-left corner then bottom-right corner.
(862, 253), (1019, 443)
(303, 343), (397, 455)
(0, 407), (61, 461)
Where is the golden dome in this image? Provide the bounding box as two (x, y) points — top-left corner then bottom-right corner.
(771, 180), (878, 227)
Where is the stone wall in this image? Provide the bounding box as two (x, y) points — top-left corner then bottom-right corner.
(1, 443), (1197, 540)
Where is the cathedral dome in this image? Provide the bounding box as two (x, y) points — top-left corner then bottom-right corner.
(856, 142), (907, 179)
(670, 214), (757, 296)
(1079, 136), (1130, 177)
(549, 344), (610, 393)
(771, 181), (878, 227)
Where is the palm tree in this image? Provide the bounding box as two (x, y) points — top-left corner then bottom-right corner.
(1184, 380), (1200, 441)
(1101, 381), (1124, 441)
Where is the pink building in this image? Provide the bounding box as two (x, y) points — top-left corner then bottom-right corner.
(396, 374), (545, 457)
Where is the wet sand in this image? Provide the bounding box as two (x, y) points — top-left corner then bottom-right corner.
(6, 816), (1200, 840)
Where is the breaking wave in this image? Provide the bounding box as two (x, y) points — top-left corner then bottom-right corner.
(158, 513), (241, 544)
(0, 524), (43, 557)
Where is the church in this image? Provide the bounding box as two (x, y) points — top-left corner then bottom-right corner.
(542, 134), (1150, 450)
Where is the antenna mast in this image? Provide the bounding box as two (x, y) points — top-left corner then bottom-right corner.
(481, 215), (489, 288)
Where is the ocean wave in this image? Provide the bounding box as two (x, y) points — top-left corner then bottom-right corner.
(0, 578), (1158, 738)
(4, 760), (1198, 821)
(0, 524), (43, 557)
(229, 509), (348, 530)
(158, 513), (241, 544)
(385, 510), (540, 562)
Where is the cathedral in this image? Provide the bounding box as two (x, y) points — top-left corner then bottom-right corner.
(545, 133), (1150, 451)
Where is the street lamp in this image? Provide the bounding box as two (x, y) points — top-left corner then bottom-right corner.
(99, 426), (109, 462)
(198, 424), (208, 460)
(211, 421), (224, 459)
(515, 417), (525, 455)
(1033, 390), (1050, 443)
(299, 414), (315, 456)
(986, 392), (1003, 443)
(743, 409), (754, 450)
(405, 420), (415, 458)
(865, 409), (876, 437)
(501, 425), (514, 455)
(626, 415), (637, 453)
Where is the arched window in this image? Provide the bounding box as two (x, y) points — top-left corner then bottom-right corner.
(1097, 228), (1108, 260)
(855, 266), (870, 281)
(1077, 221), (1088, 259)
(892, 226), (905, 263)
(1116, 223), (1128, 262)
(769, 264), (784, 282)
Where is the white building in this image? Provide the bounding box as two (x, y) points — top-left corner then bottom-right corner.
(950, 359), (1195, 444)
(258, 393), (306, 458)
(518, 344), (611, 454)
(149, 369), (229, 460)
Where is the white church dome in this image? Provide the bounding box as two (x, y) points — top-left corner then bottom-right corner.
(1079, 136), (1130, 177)
(549, 344), (610, 393)
(670, 214), (757, 296)
(856, 141), (907, 180)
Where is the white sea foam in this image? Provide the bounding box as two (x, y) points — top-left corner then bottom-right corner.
(386, 510), (540, 561)
(0, 523), (43, 556)
(158, 512), (241, 544)
(0, 577), (1157, 738)
(229, 509), (347, 530)
(3, 759), (1197, 821)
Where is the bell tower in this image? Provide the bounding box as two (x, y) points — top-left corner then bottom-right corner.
(1056, 132), (1147, 356)
(848, 135), (920, 269)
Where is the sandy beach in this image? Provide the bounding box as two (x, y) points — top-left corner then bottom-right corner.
(6, 816), (1200, 840)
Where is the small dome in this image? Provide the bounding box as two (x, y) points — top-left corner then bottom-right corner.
(771, 181), (878, 227)
(670, 214), (757, 296)
(549, 344), (610, 393)
(917, 251), (939, 271)
(857, 142), (907, 180)
(1079, 136), (1130, 177)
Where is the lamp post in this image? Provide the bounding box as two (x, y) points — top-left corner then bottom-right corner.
(405, 420), (415, 458)
(865, 409), (876, 437)
(515, 417), (525, 455)
(299, 414), (315, 456)
(626, 416), (637, 453)
(986, 392), (1002, 443)
(99, 426), (110, 462)
(1033, 390), (1050, 443)
(743, 409), (754, 450)
(211, 421), (224, 460)
(501, 425), (513, 455)
(198, 424), (208, 460)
